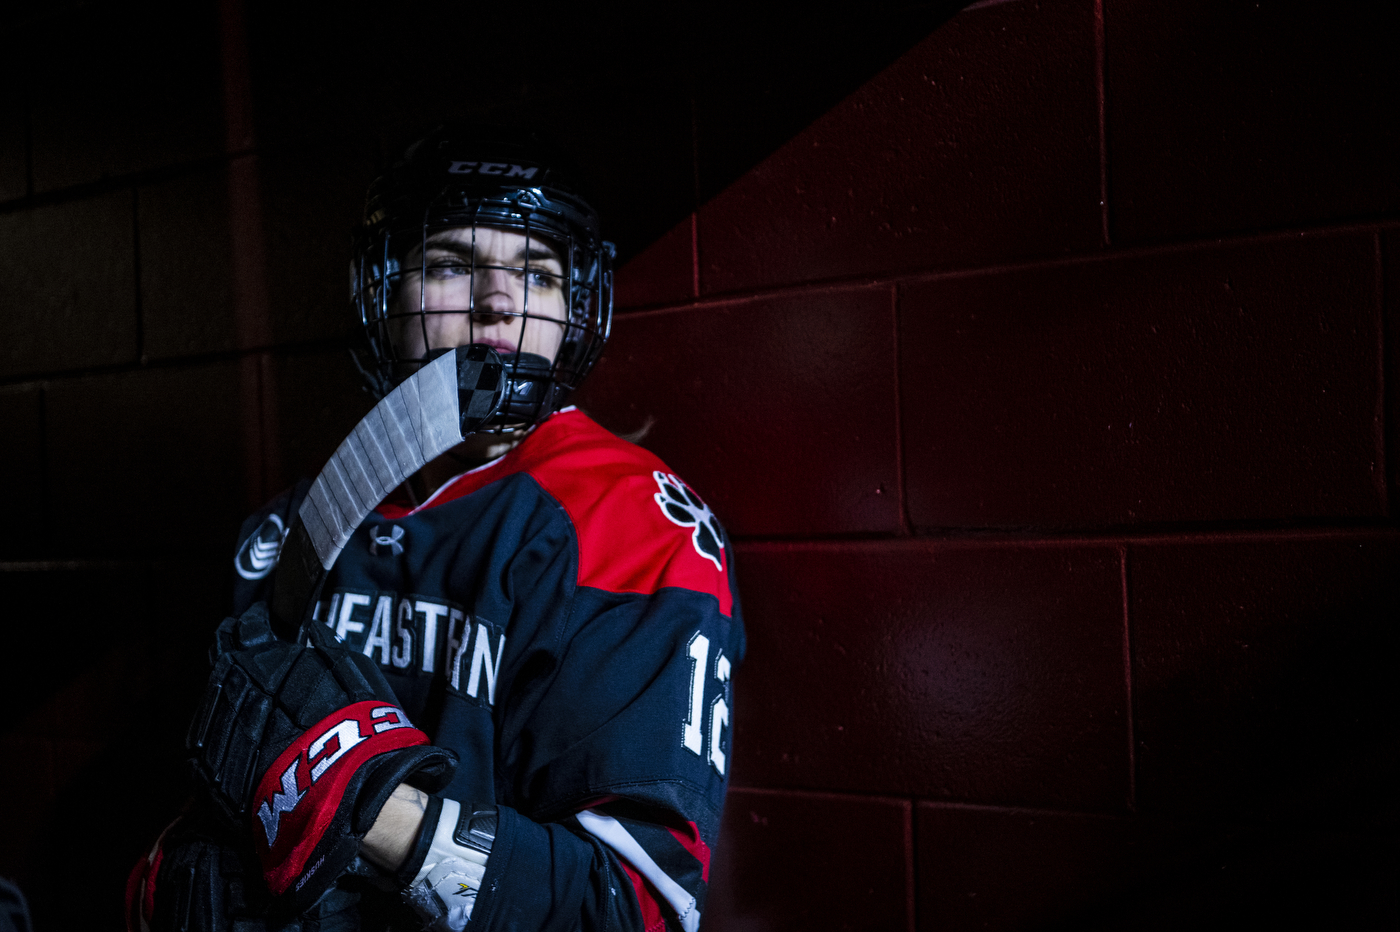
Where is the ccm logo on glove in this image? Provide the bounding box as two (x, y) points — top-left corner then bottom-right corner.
(252, 701), (427, 892)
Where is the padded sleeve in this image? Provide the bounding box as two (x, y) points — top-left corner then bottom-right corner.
(463, 579), (741, 932)
(458, 806), (646, 932)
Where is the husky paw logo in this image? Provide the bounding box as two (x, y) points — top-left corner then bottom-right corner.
(652, 471), (724, 571)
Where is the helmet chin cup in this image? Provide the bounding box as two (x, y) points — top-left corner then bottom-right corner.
(422, 346), (555, 433)
(497, 352), (558, 426)
(453, 344), (507, 435)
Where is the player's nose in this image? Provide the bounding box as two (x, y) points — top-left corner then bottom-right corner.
(472, 267), (516, 322)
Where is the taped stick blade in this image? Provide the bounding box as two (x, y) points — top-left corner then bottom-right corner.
(268, 345), (505, 634)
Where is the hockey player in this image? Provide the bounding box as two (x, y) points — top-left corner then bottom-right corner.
(126, 125), (744, 932)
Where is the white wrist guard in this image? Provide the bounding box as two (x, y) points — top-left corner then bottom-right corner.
(401, 798), (495, 932)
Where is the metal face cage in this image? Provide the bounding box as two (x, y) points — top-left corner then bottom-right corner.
(351, 135), (614, 435)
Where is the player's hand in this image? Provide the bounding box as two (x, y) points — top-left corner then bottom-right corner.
(361, 783), (432, 872)
(186, 601), (456, 912)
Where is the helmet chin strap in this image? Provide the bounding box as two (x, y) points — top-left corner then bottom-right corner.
(269, 344), (505, 637)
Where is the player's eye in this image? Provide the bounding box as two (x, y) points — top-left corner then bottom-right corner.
(421, 252), (470, 279)
(527, 269), (561, 290)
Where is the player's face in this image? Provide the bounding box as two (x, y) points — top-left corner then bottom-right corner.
(392, 225), (568, 362)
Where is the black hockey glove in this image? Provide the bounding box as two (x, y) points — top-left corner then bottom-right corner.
(126, 810), (362, 932)
(187, 602), (456, 912)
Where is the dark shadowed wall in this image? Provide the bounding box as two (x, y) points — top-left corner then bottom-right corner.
(0, 0), (1395, 930)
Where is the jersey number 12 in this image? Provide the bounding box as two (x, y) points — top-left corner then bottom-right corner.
(682, 631), (730, 775)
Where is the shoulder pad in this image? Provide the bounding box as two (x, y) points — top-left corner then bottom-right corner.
(524, 414), (734, 616)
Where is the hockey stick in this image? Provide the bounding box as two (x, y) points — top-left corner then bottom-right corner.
(268, 344), (506, 637)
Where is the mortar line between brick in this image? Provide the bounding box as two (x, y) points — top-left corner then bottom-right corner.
(727, 784), (920, 806)
(0, 559), (143, 572)
(733, 786), (1133, 820)
(23, 85), (33, 199)
(690, 212), (700, 300)
(132, 186), (144, 364)
(0, 153), (235, 214)
(1095, 0), (1110, 246)
(614, 219), (1398, 316)
(1121, 543), (1136, 812)
(220, 0), (255, 154)
(257, 353), (270, 507)
(690, 91), (702, 300)
(262, 352), (283, 503)
(1375, 231), (1389, 516)
(905, 797), (918, 932)
(37, 383), (50, 545)
(892, 284), (911, 536)
(730, 523), (1399, 549)
(0, 338), (345, 388)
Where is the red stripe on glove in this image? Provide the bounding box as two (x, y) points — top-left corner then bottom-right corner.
(252, 701), (428, 894)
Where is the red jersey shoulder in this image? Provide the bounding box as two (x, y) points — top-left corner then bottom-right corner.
(523, 410), (733, 617)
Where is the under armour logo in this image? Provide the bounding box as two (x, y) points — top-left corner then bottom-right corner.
(370, 525), (405, 556)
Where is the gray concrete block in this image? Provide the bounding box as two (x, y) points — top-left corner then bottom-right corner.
(46, 362), (247, 557)
(0, 192), (137, 378)
(26, 3), (222, 191)
(139, 169), (237, 359)
(0, 384), (46, 555)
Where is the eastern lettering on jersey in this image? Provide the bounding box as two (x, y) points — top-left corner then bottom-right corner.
(370, 524), (405, 556)
(652, 471), (725, 571)
(312, 589), (506, 708)
(449, 616), (506, 707)
(235, 513), (286, 580)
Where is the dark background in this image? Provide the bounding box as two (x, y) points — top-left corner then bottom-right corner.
(1, 0), (1396, 929)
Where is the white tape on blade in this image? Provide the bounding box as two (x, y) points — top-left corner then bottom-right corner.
(575, 810), (700, 932)
(301, 478), (340, 559)
(337, 430), (386, 508)
(414, 351), (463, 455)
(300, 351), (462, 569)
(352, 414), (399, 493)
(380, 390), (422, 477)
(322, 452), (367, 521)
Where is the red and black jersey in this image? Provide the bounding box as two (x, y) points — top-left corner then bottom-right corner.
(230, 407), (744, 932)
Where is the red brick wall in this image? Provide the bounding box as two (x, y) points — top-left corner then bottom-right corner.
(578, 1), (1399, 927)
(0, 1), (1394, 929)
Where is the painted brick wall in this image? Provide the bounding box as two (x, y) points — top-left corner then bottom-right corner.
(0, 1), (1394, 930)
(0, 3), (381, 928)
(579, 1), (1399, 928)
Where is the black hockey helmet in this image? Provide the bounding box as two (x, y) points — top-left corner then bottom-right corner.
(352, 122), (614, 433)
